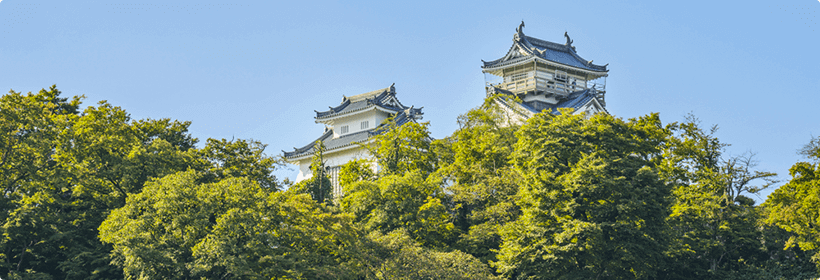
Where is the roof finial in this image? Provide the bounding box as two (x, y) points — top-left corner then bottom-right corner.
(514, 21), (525, 42)
(564, 31), (573, 47)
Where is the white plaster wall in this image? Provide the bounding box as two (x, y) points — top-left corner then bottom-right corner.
(374, 112), (390, 128)
(325, 147), (372, 167)
(296, 160), (312, 182)
(330, 110), (391, 138)
(293, 145), (374, 182)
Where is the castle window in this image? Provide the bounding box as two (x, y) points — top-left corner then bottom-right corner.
(326, 166), (342, 199)
(511, 72), (528, 82)
(554, 70), (568, 82)
(340, 125), (349, 134)
(361, 121), (369, 130)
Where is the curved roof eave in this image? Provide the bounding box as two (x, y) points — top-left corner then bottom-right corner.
(283, 129), (334, 159)
(285, 138), (374, 162)
(482, 56), (609, 76)
(482, 31), (608, 74)
(314, 105), (398, 122)
(315, 99), (352, 118)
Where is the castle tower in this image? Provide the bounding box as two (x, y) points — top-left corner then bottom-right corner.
(283, 84), (423, 198)
(482, 22), (609, 121)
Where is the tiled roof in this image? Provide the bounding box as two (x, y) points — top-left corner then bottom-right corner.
(283, 129), (370, 159)
(284, 86), (424, 160)
(523, 36), (607, 72)
(494, 87), (603, 115)
(482, 24), (607, 73)
(315, 84), (410, 120)
(368, 106), (423, 135)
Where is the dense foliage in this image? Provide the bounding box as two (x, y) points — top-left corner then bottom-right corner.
(1, 87), (818, 279)
(495, 110), (671, 279)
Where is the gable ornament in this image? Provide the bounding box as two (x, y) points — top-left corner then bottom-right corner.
(564, 31), (574, 47)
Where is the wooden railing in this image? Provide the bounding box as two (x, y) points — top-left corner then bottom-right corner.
(496, 77), (587, 96)
(495, 76), (607, 95)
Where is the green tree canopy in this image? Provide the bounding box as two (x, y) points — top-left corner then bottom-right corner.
(659, 117), (779, 278)
(100, 170), (355, 279)
(289, 141), (334, 204)
(342, 171), (456, 248)
(359, 229), (500, 280)
(4, 86), (819, 279)
(765, 137), (820, 268)
(496, 110), (672, 279)
(196, 137), (282, 190)
(367, 117), (437, 176)
(0, 86), (282, 279)
(433, 100), (520, 263)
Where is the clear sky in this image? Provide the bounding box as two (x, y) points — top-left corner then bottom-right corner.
(2, 0), (818, 202)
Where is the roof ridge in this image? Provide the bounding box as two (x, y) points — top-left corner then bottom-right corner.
(525, 35), (607, 71)
(315, 84), (401, 119)
(283, 129), (333, 158)
(482, 25), (608, 73)
(348, 84), (395, 102)
(524, 35), (568, 52)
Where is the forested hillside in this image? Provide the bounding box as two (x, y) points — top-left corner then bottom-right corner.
(2, 87), (818, 279)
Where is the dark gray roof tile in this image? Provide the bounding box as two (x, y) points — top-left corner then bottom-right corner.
(493, 87), (600, 115)
(284, 86), (424, 159)
(315, 84), (411, 119)
(482, 28), (607, 73)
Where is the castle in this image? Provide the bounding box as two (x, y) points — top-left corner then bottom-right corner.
(283, 85), (423, 197)
(284, 22), (608, 194)
(483, 21), (608, 123)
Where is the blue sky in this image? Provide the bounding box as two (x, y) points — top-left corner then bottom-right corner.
(1, 0), (818, 201)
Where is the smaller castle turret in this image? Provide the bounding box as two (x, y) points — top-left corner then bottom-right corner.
(284, 85), (423, 197)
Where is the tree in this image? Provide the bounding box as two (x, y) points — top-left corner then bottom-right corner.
(193, 190), (361, 279)
(0, 86), (79, 197)
(49, 102), (197, 278)
(0, 87), (143, 279)
(359, 229), (499, 280)
(55, 101), (196, 205)
(659, 117), (778, 278)
(764, 136), (820, 269)
(100, 170), (263, 279)
(290, 141), (333, 204)
(367, 117), (437, 176)
(434, 100), (520, 263)
(196, 137), (282, 190)
(342, 171), (456, 248)
(339, 158), (375, 188)
(496, 110), (672, 279)
(0, 86), (81, 278)
(0, 87), (206, 278)
(100, 169), (388, 279)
